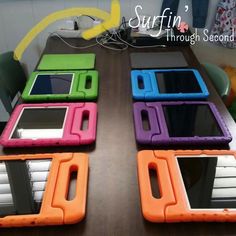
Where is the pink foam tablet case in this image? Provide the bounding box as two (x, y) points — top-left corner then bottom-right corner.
(0, 103), (97, 147)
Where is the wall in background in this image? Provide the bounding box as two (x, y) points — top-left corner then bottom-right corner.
(0, 0), (235, 75)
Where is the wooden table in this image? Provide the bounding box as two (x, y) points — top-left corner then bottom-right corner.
(1, 37), (236, 235)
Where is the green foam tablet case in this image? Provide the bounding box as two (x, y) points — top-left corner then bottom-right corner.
(22, 70), (99, 101)
(37, 54), (96, 70)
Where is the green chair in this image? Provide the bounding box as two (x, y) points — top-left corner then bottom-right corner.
(203, 63), (231, 102)
(0, 51), (27, 132)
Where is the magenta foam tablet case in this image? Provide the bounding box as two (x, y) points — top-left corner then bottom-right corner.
(0, 103), (97, 147)
(133, 101), (232, 146)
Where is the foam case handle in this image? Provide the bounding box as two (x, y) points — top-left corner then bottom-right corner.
(131, 71), (152, 100)
(78, 71), (99, 100)
(133, 103), (160, 144)
(137, 151), (176, 222)
(52, 153), (88, 224)
(71, 103), (97, 144)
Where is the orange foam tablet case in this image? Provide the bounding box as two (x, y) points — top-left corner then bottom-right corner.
(0, 153), (88, 227)
(137, 150), (236, 223)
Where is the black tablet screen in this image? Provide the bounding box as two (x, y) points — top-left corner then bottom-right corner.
(0, 159), (51, 216)
(11, 108), (67, 139)
(163, 104), (223, 137)
(30, 74), (73, 95)
(155, 71), (202, 94)
(178, 156), (236, 209)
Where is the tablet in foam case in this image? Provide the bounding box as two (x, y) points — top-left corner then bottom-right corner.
(22, 70), (99, 102)
(0, 103), (97, 147)
(131, 69), (209, 101)
(137, 150), (236, 222)
(0, 153), (88, 227)
(133, 101), (232, 146)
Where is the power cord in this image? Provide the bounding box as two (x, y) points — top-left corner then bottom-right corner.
(96, 32), (128, 51)
(49, 16), (167, 51)
(49, 32), (98, 49)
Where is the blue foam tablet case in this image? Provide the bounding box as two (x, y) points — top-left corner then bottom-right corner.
(131, 69), (209, 101)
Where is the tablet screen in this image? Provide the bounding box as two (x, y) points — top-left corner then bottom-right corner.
(11, 108), (67, 139)
(30, 74), (73, 95)
(0, 159), (51, 216)
(177, 156), (236, 209)
(163, 104), (223, 137)
(155, 71), (202, 94)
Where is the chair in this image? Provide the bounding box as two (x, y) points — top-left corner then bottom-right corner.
(203, 63), (231, 102)
(0, 51), (27, 133)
